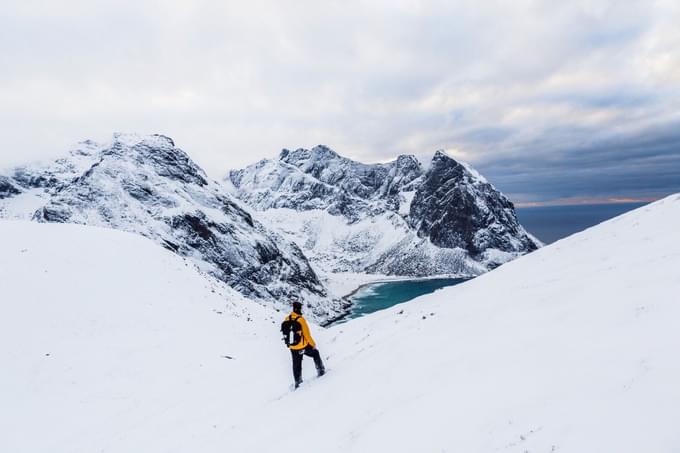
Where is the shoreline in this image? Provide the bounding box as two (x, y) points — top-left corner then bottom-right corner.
(322, 273), (475, 327)
(340, 273), (476, 299)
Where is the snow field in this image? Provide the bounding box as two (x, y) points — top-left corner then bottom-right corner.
(3, 194), (680, 452)
(0, 221), (287, 452)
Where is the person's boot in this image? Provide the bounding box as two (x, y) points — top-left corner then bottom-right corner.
(294, 379), (303, 389)
(312, 349), (325, 377)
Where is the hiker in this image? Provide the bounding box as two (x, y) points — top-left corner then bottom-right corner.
(281, 301), (325, 388)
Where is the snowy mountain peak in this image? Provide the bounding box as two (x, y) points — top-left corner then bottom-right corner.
(228, 146), (540, 277)
(412, 150), (535, 257)
(104, 133), (209, 187)
(395, 154), (421, 167)
(427, 149), (476, 183)
(432, 149), (449, 160)
(427, 149), (489, 186)
(1, 134), (346, 320)
(111, 132), (175, 148)
(280, 145), (339, 167)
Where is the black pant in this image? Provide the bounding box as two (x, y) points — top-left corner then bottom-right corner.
(291, 346), (324, 384)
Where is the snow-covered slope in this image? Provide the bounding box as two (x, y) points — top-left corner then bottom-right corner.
(244, 194), (678, 452)
(4, 195), (679, 452)
(0, 221), (288, 452)
(228, 146), (540, 277)
(0, 134), (346, 320)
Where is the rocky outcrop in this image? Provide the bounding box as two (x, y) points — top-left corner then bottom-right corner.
(0, 176), (21, 199)
(410, 151), (538, 258)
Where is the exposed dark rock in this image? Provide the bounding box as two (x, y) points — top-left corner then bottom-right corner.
(410, 151), (538, 256)
(0, 176), (21, 199)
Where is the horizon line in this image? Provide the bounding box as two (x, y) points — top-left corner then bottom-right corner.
(515, 196), (660, 208)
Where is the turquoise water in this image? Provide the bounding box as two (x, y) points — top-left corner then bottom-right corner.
(330, 203), (649, 323)
(336, 278), (470, 323)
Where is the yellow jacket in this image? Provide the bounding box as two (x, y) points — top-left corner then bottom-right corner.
(285, 312), (316, 350)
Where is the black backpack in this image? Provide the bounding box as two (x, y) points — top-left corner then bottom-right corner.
(281, 315), (303, 347)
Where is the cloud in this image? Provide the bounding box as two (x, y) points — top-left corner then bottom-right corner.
(0, 0), (678, 202)
(478, 121), (680, 202)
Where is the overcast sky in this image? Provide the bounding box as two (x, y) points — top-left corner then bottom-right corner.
(1, 0), (679, 204)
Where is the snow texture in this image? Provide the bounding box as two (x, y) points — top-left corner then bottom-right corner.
(3, 194), (679, 452)
(228, 146), (540, 278)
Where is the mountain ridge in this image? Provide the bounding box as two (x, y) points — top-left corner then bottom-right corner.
(0, 133), (347, 320)
(228, 145), (540, 277)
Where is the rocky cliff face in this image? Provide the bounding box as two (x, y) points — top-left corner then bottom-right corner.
(228, 146), (424, 221)
(228, 146), (540, 276)
(0, 134), (345, 320)
(410, 151), (538, 257)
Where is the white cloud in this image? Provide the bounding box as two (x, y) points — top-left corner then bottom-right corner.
(0, 0), (678, 201)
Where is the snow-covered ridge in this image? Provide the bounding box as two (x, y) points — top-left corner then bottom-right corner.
(227, 145), (540, 277)
(0, 134), (347, 320)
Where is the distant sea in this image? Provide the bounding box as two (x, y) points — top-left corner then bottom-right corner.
(515, 202), (648, 244)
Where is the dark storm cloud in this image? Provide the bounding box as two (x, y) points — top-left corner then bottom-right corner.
(477, 122), (680, 202)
